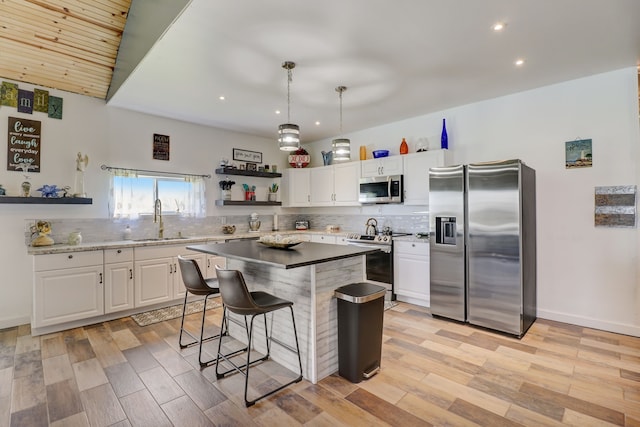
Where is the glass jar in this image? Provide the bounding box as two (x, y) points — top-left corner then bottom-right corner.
(68, 231), (82, 245)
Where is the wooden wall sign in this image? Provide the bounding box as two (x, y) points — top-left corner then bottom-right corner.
(7, 117), (41, 173)
(153, 133), (170, 161)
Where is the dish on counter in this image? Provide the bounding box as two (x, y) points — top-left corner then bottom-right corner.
(258, 235), (302, 249)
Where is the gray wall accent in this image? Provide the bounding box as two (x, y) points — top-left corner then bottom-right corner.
(106, 0), (192, 100)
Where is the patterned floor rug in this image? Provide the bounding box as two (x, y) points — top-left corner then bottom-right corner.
(131, 299), (221, 327)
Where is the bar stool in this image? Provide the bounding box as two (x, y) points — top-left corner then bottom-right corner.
(214, 266), (303, 407)
(176, 256), (235, 367)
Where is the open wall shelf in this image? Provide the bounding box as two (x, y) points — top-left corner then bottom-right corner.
(0, 197), (93, 204)
(215, 200), (281, 206)
(215, 168), (282, 178)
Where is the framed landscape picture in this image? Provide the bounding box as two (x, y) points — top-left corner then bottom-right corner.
(565, 138), (592, 169)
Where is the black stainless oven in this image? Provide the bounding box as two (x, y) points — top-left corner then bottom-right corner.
(346, 234), (394, 300)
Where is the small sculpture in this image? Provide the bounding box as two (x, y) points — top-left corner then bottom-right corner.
(74, 152), (89, 197)
(37, 184), (61, 198)
(31, 220), (54, 247)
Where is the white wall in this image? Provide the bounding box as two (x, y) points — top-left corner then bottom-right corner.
(2, 68), (639, 336)
(307, 67), (640, 336)
(0, 80), (287, 328)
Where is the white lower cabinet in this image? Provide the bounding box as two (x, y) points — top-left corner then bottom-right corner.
(393, 240), (430, 307)
(33, 251), (104, 328)
(206, 254), (227, 278)
(134, 244), (207, 307)
(104, 248), (134, 314)
(311, 234), (337, 244)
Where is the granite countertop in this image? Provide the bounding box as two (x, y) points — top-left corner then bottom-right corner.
(26, 229), (355, 255)
(393, 233), (430, 243)
(187, 240), (378, 269)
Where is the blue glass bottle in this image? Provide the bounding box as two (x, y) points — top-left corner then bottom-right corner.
(441, 118), (448, 149)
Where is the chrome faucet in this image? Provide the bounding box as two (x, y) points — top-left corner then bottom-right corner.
(154, 198), (164, 239)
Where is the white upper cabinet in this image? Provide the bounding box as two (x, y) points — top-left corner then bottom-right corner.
(361, 156), (403, 177)
(402, 150), (451, 205)
(310, 163), (361, 207)
(282, 168), (311, 207)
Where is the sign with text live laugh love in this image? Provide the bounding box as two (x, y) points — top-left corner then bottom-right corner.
(7, 117), (41, 173)
(1, 81), (63, 119)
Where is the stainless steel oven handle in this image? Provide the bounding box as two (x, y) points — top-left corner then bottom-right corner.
(346, 242), (391, 253)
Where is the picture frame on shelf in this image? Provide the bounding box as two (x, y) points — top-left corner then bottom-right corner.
(246, 162), (257, 171)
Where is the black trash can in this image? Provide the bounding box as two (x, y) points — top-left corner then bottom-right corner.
(334, 282), (386, 383)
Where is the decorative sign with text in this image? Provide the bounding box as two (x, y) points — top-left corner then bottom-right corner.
(0, 81), (63, 119)
(7, 117), (41, 172)
(153, 133), (170, 161)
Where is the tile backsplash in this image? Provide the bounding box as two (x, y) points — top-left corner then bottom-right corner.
(24, 213), (429, 245)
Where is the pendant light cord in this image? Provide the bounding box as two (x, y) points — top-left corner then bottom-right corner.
(287, 67), (292, 123)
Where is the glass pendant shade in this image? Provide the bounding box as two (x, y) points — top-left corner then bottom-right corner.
(332, 138), (351, 161)
(278, 123), (300, 151)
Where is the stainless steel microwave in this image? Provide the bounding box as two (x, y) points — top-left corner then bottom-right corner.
(359, 175), (403, 204)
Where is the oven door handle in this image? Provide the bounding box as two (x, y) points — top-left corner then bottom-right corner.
(346, 242), (391, 253)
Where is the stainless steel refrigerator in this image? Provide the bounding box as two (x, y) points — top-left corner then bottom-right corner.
(429, 159), (537, 337)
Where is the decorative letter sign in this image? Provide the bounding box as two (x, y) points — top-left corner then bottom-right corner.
(7, 117), (41, 173)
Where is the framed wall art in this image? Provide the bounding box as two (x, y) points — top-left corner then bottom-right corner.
(233, 148), (262, 163)
(565, 138), (592, 169)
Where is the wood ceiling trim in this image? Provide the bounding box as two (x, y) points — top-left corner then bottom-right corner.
(0, 0), (131, 99)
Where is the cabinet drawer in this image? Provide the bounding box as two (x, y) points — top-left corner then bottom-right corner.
(134, 244), (182, 261)
(34, 251), (103, 271)
(104, 247), (133, 263)
(394, 241), (429, 257)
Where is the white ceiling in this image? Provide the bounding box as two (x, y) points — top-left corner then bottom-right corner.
(107, 0), (640, 143)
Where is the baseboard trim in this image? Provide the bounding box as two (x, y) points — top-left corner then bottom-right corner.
(538, 309), (640, 337)
(0, 315), (31, 331)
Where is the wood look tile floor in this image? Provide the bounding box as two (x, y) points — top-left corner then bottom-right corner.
(1, 301), (640, 426)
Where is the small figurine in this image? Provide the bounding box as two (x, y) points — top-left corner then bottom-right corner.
(31, 220), (54, 247)
(37, 184), (61, 198)
(74, 152), (89, 197)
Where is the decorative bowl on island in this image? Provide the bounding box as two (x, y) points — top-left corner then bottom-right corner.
(372, 150), (389, 158)
(221, 225), (236, 234)
(258, 235), (301, 249)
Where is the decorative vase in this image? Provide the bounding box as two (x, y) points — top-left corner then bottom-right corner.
(359, 146), (366, 160)
(68, 231), (82, 245)
(21, 181), (31, 197)
(221, 189), (231, 200)
(400, 138), (408, 154)
(268, 192), (277, 202)
(441, 118), (448, 150)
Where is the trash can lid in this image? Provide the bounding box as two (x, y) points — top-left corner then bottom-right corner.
(334, 282), (386, 303)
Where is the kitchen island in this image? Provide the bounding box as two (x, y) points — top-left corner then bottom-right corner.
(187, 240), (378, 383)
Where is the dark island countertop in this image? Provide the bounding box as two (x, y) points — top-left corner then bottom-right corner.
(187, 240), (380, 269)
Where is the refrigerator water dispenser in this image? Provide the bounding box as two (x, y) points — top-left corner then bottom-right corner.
(435, 217), (457, 245)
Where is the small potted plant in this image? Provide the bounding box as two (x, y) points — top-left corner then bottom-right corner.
(268, 183), (278, 202)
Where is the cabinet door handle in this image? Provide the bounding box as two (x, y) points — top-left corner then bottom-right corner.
(174, 263), (177, 274)
(129, 269), (133, 280)
(169, 264), (173, 274)
(207, 258), (211, 268)
(68, 254), (73, 259)
(99, 273), (103, 284)
(117, 249), (122, 254)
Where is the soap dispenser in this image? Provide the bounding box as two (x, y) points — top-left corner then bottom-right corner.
(123, 225), (132, 240)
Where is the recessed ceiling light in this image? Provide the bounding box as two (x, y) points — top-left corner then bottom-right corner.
(275, 110), (281, 115)
(219, 96), (225, 101)
(515, 58), (525, 66)
(492, 22), (506, 32)
(315, 121), (320, 126)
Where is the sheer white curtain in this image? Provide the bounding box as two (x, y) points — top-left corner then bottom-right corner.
(108, 169), (206, 218)
(108, 168), (139, 219)
(183, 175), (206, 218)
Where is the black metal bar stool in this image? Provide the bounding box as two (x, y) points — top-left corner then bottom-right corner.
(177, 256), (243, 367)
(214, 266), (303, 407)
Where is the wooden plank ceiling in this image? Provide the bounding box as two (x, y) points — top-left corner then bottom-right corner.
(0, 0), (131, 99)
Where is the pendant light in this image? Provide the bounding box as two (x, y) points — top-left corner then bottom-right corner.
(278, 61), (301, 151)
(332, 85), (351, 162)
